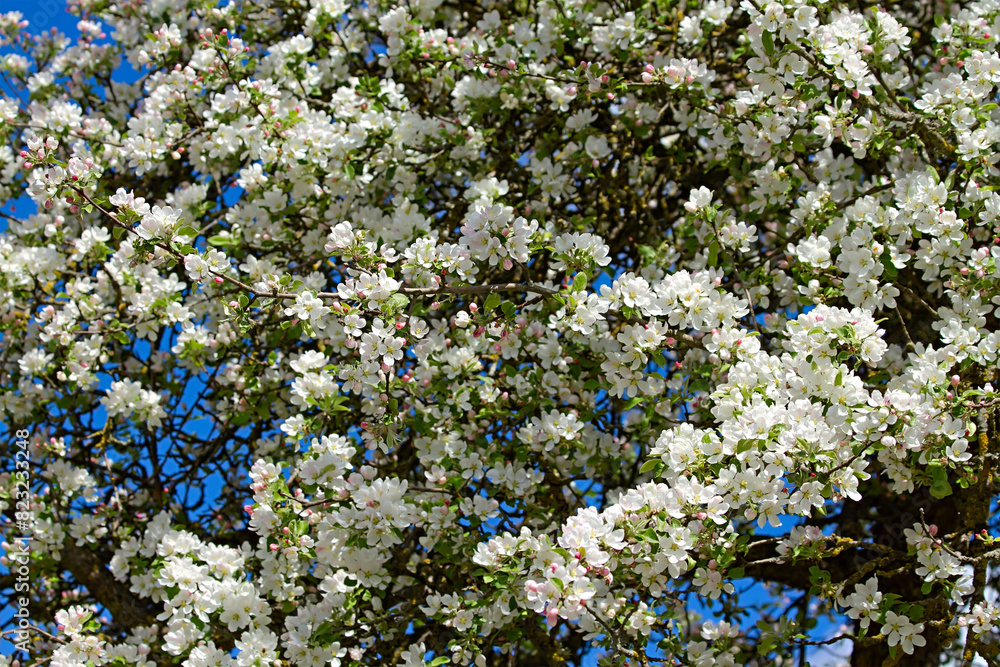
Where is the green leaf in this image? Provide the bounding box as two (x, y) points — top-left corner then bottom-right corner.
(944, 169), (957, 191)
(175, 225), (198, 238)
(484, 293), (502, 311)
(501, 301), (516, 319)
(383, 293), (410, 313)
(930, 464), (953, 499)
(343, 162), (356, 180)
(762, 30), (775, 56)
(639, 459), (661, 474)
(728, 567), (745, 579)
(572, 271), (589, 292)
(930, 479), (953, 499)
(637, 245), (656, 261)
(112, 226), (125, 239)
(707, 241), (720, 267)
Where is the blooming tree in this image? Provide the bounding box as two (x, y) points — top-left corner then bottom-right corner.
(3, 0), (1000, 664)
